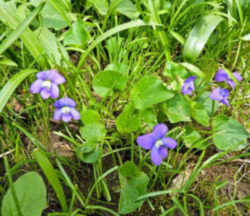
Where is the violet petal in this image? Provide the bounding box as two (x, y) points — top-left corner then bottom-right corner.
(136, 133), (155, 150)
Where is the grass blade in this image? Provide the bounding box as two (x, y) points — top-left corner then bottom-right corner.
(0, 69), (36, 113)
(33, 149), (68, 212)
(0, 2), (45, 55)
(77, 20), (148, 70)
(183, 14), (223, 61)
(0, 1), (46, 66)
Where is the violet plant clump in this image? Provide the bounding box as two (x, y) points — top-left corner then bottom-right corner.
(136, 123), (177, 166)
(53, 97), (80, 122)
(181, 76), (196, 95)
(30, 70), (65, 99)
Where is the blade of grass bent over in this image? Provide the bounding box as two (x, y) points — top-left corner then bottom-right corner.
(0, 2), (45, 55)
(0, 69), (36, 113)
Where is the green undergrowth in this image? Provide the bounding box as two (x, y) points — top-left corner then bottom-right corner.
(0, 0), (249, 215)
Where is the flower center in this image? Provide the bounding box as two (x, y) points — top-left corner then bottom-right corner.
(155, 139), (163, 148)
(61, 106), (70, 114)
(42, 80), (52, 89)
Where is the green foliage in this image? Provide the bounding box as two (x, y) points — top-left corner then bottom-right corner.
(1, 172), (47, 216)
(116, 103), (141, 133)
(191, 102), (210, 127)
(93, 69), (128, 98)
(183, 14), (223, 61)
(164, 94), (191, 123)
(64, 19), (90, 46)
(118, 162), (149, 214)
(40, 2), (68, 30)
(33, 150), (67, 211)
(0, 69), (36, 113)
(130, 75), (174, 110)
(183, 127), (204, 149)
(113, 0), (139, 19)
(212, 115), (248, 151)
(78, 110), (106, 163)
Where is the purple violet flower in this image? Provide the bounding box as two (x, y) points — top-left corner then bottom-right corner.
(53, 97), (80, 122)
(214, 69), (242, 89)
(210, 87), (230, 106)
(181, 76), (196, 95)
(30, 70), (66, 99)
(136, 124), (177, 166)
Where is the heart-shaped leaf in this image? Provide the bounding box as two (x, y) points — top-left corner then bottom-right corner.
(1, 172), (47, 216)
(131, 75), (174, 110)
(212, 115), (248, 151)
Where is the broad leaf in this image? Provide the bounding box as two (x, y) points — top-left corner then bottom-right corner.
(88, 0), (109, 15)
(183, 14), (223, 61)
(212, 115), (248, 151)
(119, 162), (149, 214)
(93, 70), (128, 98)
(131, 75), (174, 110)
(80, 123), (106, 142)
(196, 92), (219, 116)
(191, 102), (210, 127)
(36, 27), (62, 65)
(41, 2), (68, 30)
(116, 103), (141, 133)
(114, 0), (139, 19)
(164, 94), (191, 123)
(76, 142), (102, 164)
(81, 109), (102, 125)
(64, 19), (90, 46)
(1, 172), (47, 216)
(183, 127), (205, 150)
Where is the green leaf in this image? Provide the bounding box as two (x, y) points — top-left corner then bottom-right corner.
(76, 144), (102, 164)
(119, 162), (149, 214)
(1, 172), (47, 216)
(64, 19), (90, 46)
(88, 0), (109, 15)
(93, 70), (128, 98)
(0, 1), (46, 66)
(141, 108), (158, 128)
(116, 103), (141, 133)
(191, 102), (210, 127)
(196, 92), (219, 116)
(212, 115), (248, 151)
(164, 94), (191, 123)
(131, 75), (174, 110)
(0, 69), (36, 113)
(114, 0), (139, 19)
(0, 2), (45, 55)
(163, 61), (188, 79)
(41, 2), (68, 30)
(47, 0), (71, 26)
(183, 127), (205, 149)
(36, 27), (62, 65)
(240, 33), (250, 41)
(183, 14), (223, 61)
(33, 149), (67, 211)
(80, 123), (106, 142)
(81, 109), (102, 125)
